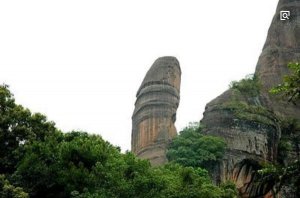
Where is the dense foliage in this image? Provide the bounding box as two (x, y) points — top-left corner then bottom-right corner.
(0, 85), (57, 174)
(0, 175), (28, 198)
(167, 122), (226, 171)
(270, 62), (300, 104)
(230, 74), (260, 97)
(13, 132), (235, 198)
(0, 85), (237, 198)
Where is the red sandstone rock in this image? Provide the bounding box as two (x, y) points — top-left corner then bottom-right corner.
(201, 0), (300, 197)
(131, 56), (181, 166)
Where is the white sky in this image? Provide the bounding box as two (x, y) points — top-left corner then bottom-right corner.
(0, 0), (277, 151)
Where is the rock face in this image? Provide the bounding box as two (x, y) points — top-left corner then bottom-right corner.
(201, 90), (281, 197)
(201, 0), (300, 197)
(131, 56), (181, 166)
(256, 0), (300, 118)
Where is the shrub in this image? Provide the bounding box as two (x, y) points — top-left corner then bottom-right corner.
(230, 74), (260, 97)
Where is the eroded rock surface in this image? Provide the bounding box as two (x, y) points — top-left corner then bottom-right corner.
(201, 89), (280, 197)
(256, 0), (300, 118)
(131, 56), (181, 166)
(201, 0), (300, 197)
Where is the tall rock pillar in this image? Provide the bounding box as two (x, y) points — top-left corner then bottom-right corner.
(131, 56), (181, 166)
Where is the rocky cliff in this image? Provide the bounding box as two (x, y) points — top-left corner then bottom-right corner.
(201, 0), (300, 197)
(131, 56), (181, 166)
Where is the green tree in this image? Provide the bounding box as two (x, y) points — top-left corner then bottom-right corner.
(155, 164), (237, 198)
(14, 130), (236, 198)
(157, 164), (222, 198)
(13, 131), (119, 197)
(167, 122), (226, 171)
(270, 62), (300, 104)
(0, 84), (56, 174)
(14, 131), (165, 198)
(0, 174), (28, 198)
(0, 85), (237, 198)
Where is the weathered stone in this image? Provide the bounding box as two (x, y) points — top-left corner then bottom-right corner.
(256, 0), (300, 118)
(201, 90), (280, 197)
(131, 56), (181, 166)
(201, 0), (300, 197)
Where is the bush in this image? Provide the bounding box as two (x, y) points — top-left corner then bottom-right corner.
(230, 74), (260, 97)
(167, 122), (226, 171)
(217, 101), (277, 127)
(0, 174), (28, 198)
(270, 62), (300, 104)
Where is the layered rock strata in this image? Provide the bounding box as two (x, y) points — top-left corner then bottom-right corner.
(131, 56), (181, 166)
(201, 0), (300, 197)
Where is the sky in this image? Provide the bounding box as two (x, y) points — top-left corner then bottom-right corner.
(0, 0), (278, 151)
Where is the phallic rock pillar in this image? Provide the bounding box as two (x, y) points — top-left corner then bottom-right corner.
(131, 56), (181, 166)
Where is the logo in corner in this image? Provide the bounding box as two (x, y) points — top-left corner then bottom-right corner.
(280, 11), (290, 21)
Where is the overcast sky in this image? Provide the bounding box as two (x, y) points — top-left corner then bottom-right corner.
(0, 0), (277, 151)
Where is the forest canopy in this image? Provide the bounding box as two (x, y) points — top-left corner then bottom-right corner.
(0, 85), (237, 198)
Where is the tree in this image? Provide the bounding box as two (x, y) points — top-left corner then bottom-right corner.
(166, 122), (226, 171)
(14, 130), (236, 198)
(0, 84), (57, 174)
(270, 62), (300, 104)
(157, 164), (222, 198)
(13, 131), (164, 198)
(0, 174), (28, 198)
(13, 131), (119, 197)
(0, 85), (237, 198)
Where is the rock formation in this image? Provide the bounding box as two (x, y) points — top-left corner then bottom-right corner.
(256, 0), (300, 118)
(201, 0), (300, 197)
(131, 56), (181, 166)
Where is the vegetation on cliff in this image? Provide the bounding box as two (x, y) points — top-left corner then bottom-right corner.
(229, 74), (260, 97)
(270, 62), (300, 104)
(258, 62), (300, 196)
(166, 123), (237, 197)
(217, 74), (278, 128)
(217, 101), (277, 127)
(0, 85), (237, 198)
